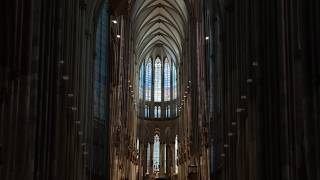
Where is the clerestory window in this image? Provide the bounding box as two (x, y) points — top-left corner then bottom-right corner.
(139, 57), (178, 119)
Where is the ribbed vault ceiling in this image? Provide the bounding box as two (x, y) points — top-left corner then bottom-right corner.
(132, 0), (188, 64)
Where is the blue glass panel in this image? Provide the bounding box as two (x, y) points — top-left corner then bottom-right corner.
(145, 59), (152, 101)
(154, 57), (162, 102)
(164, 58), (171, 101)
(139, 63), (144, 99)
(172, 64), (177, 99)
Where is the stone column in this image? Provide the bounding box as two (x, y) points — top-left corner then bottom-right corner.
(142, 144), (147, 175)
(168, 144), (173, 176)
(160, 143), (164, 175)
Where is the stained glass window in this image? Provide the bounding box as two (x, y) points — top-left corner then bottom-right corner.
(145, 59), (152, 101)
(153, 134), (160, 172)
(172, 64), (177, 99)
(139, 57), (178, 119)
(93, 2), (108, 177)
(164, 58), (171, 101)
(154, 57), (162, 102)
(154, 106), (161, 118)
(154, 106), (157, 118)
(139, 64), (144, 99)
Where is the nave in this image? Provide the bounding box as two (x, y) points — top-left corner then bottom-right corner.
(1, 0), (320, 180)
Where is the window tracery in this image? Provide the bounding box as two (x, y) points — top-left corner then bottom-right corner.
(139, 56), (178, 119)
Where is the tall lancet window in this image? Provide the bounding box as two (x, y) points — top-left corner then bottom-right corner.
(92, 1), (108, 177)
(139, 63), (144, 99)
(172, 64), (177, 99)
(154, 57), (162, 102)
(164, 58), (171, 101)
(153, 134), (160, 172)
(145, 59), (152, 101)
(138, 56), (178, 119)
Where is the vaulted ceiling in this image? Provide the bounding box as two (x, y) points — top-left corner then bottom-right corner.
(131, 0), (188, 64)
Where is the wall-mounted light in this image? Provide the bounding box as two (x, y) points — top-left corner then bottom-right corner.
(112, 20), (118, 24)
(240, 95), (247, 99)
(246, 78), (253, 83)
(116, 35), (121, 38)
(62, 76), (69, 80)
(252, 61), (259, 66)
(205, 36), (210, 40)
(236, 108), (245, 113)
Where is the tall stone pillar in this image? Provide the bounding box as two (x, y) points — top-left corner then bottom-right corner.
(138, 143), (145, 180)
(160, 143), (164, 175)
(168, 144), (174, 177)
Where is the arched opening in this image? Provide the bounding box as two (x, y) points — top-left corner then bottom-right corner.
(132, 0), (188, 178)
(91, 1), (109, 178)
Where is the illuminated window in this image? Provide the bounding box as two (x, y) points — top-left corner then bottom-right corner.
(145, 59), (152, 101)
(167, 105), (170, 117)
(154, 106), (157, 118)
(164, 58), (171, 101)
(139, 64), (144, 99)
(153, 134), (160, 172)
(138, 57), (178, 119)
(154, 57), (162, 102)
(154, 106), (161, 118)
(172, 64), (177, 100)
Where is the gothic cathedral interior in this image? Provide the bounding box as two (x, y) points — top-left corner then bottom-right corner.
(1, 0), (320, 180)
